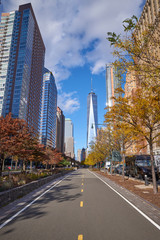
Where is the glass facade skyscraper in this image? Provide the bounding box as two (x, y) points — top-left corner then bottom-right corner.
(87, 90), (98, 153)
(64, 118), (74, 158)
(0, 3), (45, 134)
(0, 10), (20, 117)
(39, 68), (57, 148)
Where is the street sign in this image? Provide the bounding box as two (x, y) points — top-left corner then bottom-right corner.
(112, 150), (122, 162)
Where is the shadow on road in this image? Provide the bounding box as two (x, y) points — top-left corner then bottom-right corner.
(1, 179), (81, 235)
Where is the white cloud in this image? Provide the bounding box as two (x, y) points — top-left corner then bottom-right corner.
(4, 0), (144, 80)
(91, 60), (106, 74)
(3, 0), (144, 113)
(58, 91), (80, 114)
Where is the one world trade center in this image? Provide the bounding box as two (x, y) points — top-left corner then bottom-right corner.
(87, 83), (98, 154)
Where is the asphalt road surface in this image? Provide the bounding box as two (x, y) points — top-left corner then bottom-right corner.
(0, 169), (160, 240)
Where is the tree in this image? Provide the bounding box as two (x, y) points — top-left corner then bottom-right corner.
(12, 122), (39, 171)
(105, 108), (138, 180)
(43, 148), (62, 169)
(50, 149), (62, 168)
(107, 15), (160, 89)
(27, 144), (45, 171)
(0, 113), (45, 174)
(59, 158), (70, 167)
(105, 88), (160, 193)
(107, 16), (160, 194)
(85, 125), (119, 171)
(0, 113), (27, 175)
(84, 152), (97, 167)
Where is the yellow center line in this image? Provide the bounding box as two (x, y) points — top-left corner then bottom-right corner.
(81, 189), (83, 192)
(80, 201), (83, 207)
(82, 183), (83, 186)
(78, 234), (83, 240)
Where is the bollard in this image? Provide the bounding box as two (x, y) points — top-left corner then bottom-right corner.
(144, 174), (149, 186)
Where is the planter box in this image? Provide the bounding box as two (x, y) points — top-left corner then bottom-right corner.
(0, 170), (72, 208)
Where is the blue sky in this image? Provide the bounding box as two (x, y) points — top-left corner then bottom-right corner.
(2, 0), (146, 158)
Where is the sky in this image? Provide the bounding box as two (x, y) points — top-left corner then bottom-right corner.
(1, 0), (146, 158)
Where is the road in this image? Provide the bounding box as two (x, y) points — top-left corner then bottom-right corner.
(0, 169), (160, 240)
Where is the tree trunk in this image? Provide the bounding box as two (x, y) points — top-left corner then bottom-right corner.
(11, 158), (13, 170)
(0, 158), (2, 176)
(23, 160), (26, 171)
(2, 158), (5, 171)
(110, 154), (113, 176)
(15, 160), (18, 170)
(30, 160), (32, 172)
(104, 161), (106, 174)
(122, 152), (125, 181)
(121, 142), (125, 181)
(149, 143), (158, 194)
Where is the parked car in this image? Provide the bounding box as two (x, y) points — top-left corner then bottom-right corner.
(115, 165), (129, 176)
(135, 166), (159, 180)
(115, 165), (123, 175)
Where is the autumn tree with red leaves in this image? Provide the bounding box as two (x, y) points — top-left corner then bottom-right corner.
(12, 123), (40, 171)
(27, 144), (46, 171)
(0, 113), (44, 174)
(43, 148), (62, 169)
(0, 113), (25, 175)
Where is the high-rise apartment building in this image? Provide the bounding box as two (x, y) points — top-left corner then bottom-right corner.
(81, 148), (86, 161)
(106, 64), (121, 108)
(77, 149), (82, 162)
(64, 118), (74, 158)
(56, 106), (65, 153)
(39, 68), (57, 148)
(0, 3), (45, 134)
(125, 0), (160, 157)
(77, 148), (86, 162)
(125, 0), (160, 98)
(135, 0), (160, 38)
(87, 88), (98, 153)
(124, 71), (136, 98)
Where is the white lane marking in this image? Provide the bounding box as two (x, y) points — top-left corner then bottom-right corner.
(89, 170), (160, 231)
(0, 173), (73, 230)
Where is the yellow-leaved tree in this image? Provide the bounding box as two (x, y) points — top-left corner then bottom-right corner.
(107, 15), (160, 194)
(105, 87), (160, 193)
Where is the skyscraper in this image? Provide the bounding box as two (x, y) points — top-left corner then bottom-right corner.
(124, 0), (160, 157)
(81, 148), (86, 161)
(87, 85), (98, 153)
(77, 148), (86, 162)
(106, 64), (121, 108)
(39, 68), (57, 148)
(56, 106), (65, 153)
(77, 149), (82, 162)
(64, 118), (74, 158)
(0, 3), (45, 134)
